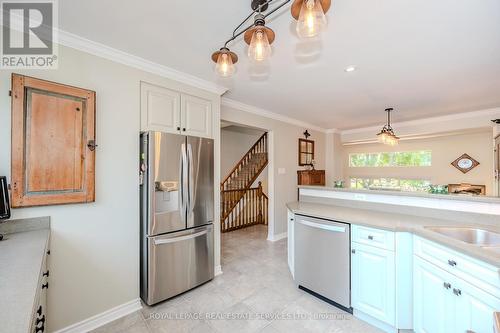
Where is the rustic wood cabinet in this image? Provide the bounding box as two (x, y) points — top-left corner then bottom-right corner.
(297, 170), (325, 186)
(10, 74), (96, 207)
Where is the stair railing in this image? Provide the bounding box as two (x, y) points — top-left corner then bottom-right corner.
(220, 132), (268, 229)
(221, 181), (268, 232)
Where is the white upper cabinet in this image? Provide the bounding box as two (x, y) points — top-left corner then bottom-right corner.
(181, 94), (213, 138)
(141, 82), (215, 138)
(141, 83), (181, 133)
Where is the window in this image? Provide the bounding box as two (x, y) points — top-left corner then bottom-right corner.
(350, 177), (431, 192)
(349, 151), (432, 167)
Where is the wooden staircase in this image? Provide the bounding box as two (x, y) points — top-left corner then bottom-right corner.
(221, 132), (268, 232)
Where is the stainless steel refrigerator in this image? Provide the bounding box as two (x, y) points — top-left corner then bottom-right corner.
(140, 131), (214, 306)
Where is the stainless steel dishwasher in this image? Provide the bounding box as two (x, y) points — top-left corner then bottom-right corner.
(294, 214), (351, 312)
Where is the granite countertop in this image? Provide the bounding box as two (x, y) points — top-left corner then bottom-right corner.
(0, 218), (50, 333)
(287, 201), (500, 268)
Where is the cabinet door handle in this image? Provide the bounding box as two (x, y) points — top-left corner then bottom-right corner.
(448, 260), (457, 267)
(453, 288), (462, 296)
(177, 127), (181, 131)
(43, 270), (49, 277)
(368, 235), (374, 240)
(443, 282), (451, 289)
(36, 315), (45, 325)
(42, 282), (49, 289)
(87, 140), (98, 151)
(351, 249), (356, 254)
(182, 128), (186, 131)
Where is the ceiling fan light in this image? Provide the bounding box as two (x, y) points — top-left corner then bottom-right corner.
(296, 0), (327, 38)
(248, 29), (272, 62)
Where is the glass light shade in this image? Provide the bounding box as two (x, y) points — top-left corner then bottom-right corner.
(248, 29), (272, 62)
(296, 0), (327, 38)
(377, 131), (399, 146)
(215, 52), (235, 77)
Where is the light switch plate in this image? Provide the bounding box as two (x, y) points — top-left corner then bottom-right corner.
(278, 168), (286, 175)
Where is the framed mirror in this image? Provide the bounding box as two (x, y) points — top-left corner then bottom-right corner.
(298, 138), (314, 166)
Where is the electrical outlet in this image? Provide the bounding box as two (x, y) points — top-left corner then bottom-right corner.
(354, 193), (367, 201)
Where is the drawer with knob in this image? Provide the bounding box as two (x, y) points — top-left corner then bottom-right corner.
(351, 225), (395, 251)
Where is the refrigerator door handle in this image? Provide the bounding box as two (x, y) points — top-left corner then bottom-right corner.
(187, 143), (194, 213)
(153, 228), (209, 245)
(180, 143), (188, 223)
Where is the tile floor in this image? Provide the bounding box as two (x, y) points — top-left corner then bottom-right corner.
(92, 225), (382, 333)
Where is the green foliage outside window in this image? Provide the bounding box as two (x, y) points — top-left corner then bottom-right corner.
(349, 151), (432, 167)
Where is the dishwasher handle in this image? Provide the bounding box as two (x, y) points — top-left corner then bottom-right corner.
(297, 218), (346, 233)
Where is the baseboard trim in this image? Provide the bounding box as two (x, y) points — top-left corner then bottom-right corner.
(53, 299), (142, 333)
(267, 232), (287, 242)
(215, 265), (223, 276)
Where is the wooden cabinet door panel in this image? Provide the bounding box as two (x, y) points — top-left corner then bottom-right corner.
(11, 74), (95, 207)
(27, 90), (85, 192)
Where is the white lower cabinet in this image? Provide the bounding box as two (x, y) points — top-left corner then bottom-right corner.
(414, 255), (500, 333)
(287, 209), (294, 278)
(456, 279), (500, 333)
(413, 256), (455, 333)
(352, 242), (395, 326)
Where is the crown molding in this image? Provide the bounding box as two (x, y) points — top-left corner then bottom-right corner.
(340, 107), (500, 135)
(221, 98), (328, 133)
(57, 30), (228, 96)
(325, 128), (340, 134)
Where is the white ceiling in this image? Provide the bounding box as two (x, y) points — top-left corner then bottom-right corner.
(59, 0), (500, 130)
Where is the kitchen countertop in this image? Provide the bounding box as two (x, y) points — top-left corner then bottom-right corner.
(287, 201), (500, 268)
(298, 185), (500, 204)
(0, 218), (50, 333)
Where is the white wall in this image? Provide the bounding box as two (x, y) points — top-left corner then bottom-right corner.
(0, 45), (221, 331)
(221, 103), (326, 236)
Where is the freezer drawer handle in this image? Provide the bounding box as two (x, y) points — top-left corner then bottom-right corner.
(297, 219), (346, 233)
(154, 229), (209, 245)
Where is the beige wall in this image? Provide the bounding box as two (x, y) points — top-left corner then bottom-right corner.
(221, 128), (268, 193)
(0, 45), (221, 331)
(221, 105), (326, 235)
(338, 131), (495, 195)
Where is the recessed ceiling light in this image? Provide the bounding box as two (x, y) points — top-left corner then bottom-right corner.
(344, 66), (357, 72)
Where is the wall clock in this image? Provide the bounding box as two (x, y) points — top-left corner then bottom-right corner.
(451, 153), (480, 174)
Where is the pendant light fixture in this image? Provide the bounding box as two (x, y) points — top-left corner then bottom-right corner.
(211, 48), (238, 77)
(291, 0), (330, 38)
(211, 0), (332, 77)
(376, 108), (400, 146)
(244, 14), (275, 62)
